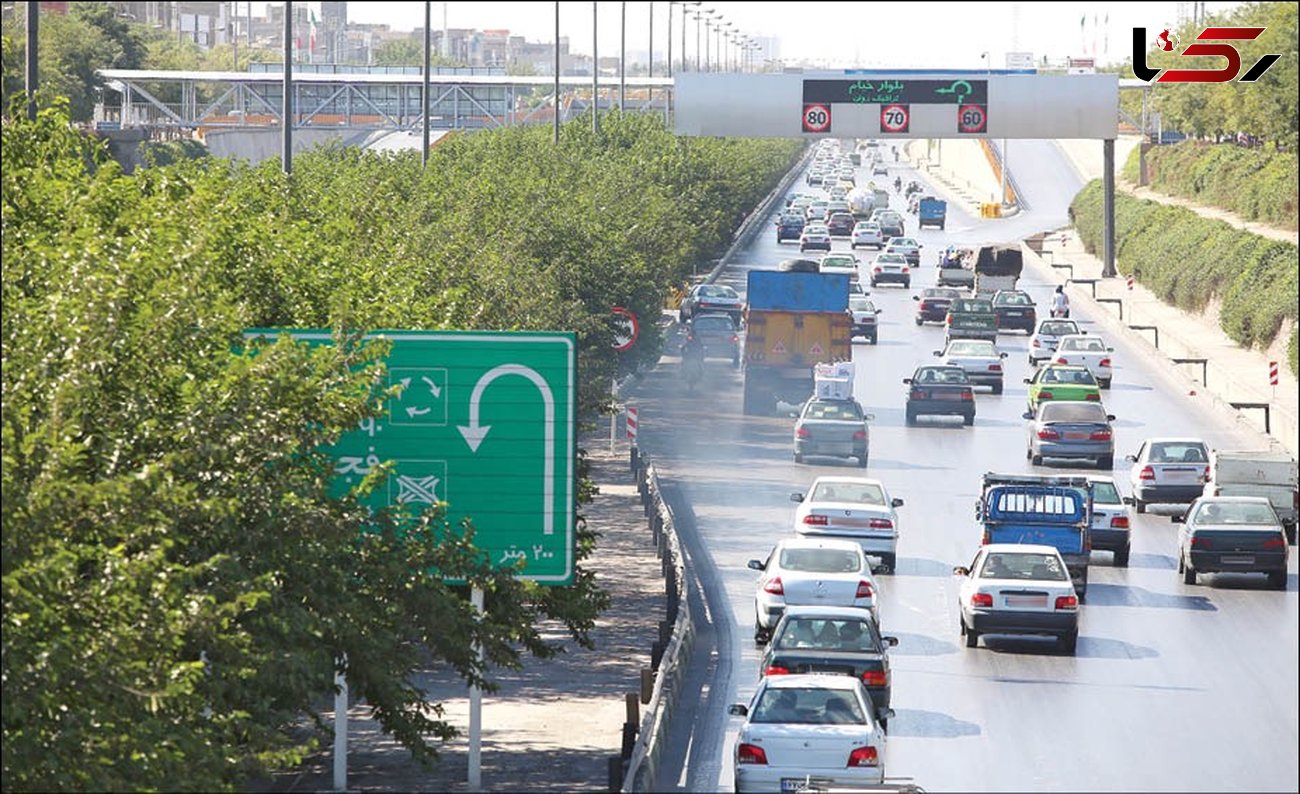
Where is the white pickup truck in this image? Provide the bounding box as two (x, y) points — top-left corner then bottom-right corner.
(1202, 450), (1299, 544)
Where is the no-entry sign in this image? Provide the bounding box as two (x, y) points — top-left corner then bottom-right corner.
(802, 103), (832, 133)
(880, 103), (910, 133)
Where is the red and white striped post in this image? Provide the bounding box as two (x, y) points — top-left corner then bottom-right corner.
(1126, 274), (1134, 291)
(1269, 361), (1279, 385)
(625, 405), (639, 468)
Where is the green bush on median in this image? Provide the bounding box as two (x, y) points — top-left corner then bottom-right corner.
(1071, 180), (1298, 376)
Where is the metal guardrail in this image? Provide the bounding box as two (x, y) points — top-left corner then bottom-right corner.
(620, 452), (693, 793)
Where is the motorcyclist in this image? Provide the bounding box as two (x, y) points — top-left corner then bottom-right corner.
(892, 146), (899, 162)
(893, 176), (902, 192)
(1050, 285), (1071, 318)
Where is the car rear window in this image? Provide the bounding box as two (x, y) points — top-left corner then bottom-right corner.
(1040, 368), (1097, 385)
(697, 285), (736, 299)
(1148, 443), (1208, 463)
(979, 552), (1069, 581)
(775, 618), (882, 653)
(1040, 402), (1107, 422)
(915, 368), (969, 384)
(812, 482), (885, 505)
(804, 402), (862, 421)
(778, 547), (862, 573)
(750, 686), (867, 725)
(996, 292), (1033, 305)
(1191, 502), (1279, 526)
(1092, 481), (1121, 504)
(947, 341), (995, 356)
(1061, 337), (1106, 352)
(1040, 321), (1078, 336)
(691, 316), (733, 331)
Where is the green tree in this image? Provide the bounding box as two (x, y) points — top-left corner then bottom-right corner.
(372, 37), (466, 68)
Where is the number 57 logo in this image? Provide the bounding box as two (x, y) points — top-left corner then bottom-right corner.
(1132, 27), (1282, 83)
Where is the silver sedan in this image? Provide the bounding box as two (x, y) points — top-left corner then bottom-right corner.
(1024, 400), (1116, 469)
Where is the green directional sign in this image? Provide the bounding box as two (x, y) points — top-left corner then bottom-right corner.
(244, 329), (577, 584)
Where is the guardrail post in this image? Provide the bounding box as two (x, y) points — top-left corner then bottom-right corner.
(1171, 357), (1208, 386)
(1129, 324), (1159, 349)
(608, 756), (624, 792)
(640, 667), (655, 704)
(629, 446), (638, 476)
(1051, 262), (1073, 279)
(650, 640), (664, 671)
(1230, 402), (1272, 434)
(1096, 297), (1123, 320)
(625, 691), (640, 727)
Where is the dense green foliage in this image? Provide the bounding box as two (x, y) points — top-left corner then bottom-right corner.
(1070, 180), (1298, 375)
(1121, 141), (1299, 231)
(1135, 2), (1298, 148)
(1, 101), (802, 790)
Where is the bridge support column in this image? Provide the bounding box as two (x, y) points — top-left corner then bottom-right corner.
(1102, 138), (1116, 278)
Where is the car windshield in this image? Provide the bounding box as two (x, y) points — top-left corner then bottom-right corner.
(778, 547), (863, 574)
(849, 298), (876, 312)
(1192, 502), (1279, 526)
(1040, 402), (1107, 422)
(927, 289), (961, 299)
(915, 367), (969, 384)
(996, 292), (1033, 305)
(749, 686), (867, 726)
(878, 255), (907, 265)
(1092, 481), (1121, 504)
(691, 316), (733, 331)
(1040, 321), (1079, 336)
(804, 401), (862, 421)
(697, 286), (736, 299)
(822, 257), (855, 269)
(953, 300), (992, 312)
(979, 552), (1070, 581)
(948, 341), (996, 356)
(1148, 442), (1207, 463)
(806, 225), (828, 233)
(894, 239), (917, 247)
(1061, 337), (1106, 352)
(812, 481), (885, 504)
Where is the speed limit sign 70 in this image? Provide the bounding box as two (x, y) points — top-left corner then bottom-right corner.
(880, 103), (910, 134)
(802, 103), (832, 134)
(957, 103), (988, 134)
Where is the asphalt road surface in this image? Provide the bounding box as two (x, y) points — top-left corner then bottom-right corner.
(631, 142), (1299, 792)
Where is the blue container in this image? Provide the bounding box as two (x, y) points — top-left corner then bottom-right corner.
(746, 271), (849, 312)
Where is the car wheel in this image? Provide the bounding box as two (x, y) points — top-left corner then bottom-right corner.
(905, 408), (917, 426)
(793, 453), (804, 464)
(1114, 547), (1130, 568)
(879, 553), (895, 573)
(992, 381), (1003, 395)
(915, 316), (924, 326)
(1028, 355), (1036, 366)
(1267, 570), (1287, 590)
(963, 412), (975, 426)
(754, 619), (770, 645)
(903, 280), (911, 288)
(858, 454), (869, 468)
(1177, 554), (1185, 573)
(1287, 524), (1297, 545)
(1031, 454), (1043, 466)
(1100, 378), (1112, 389)
(1182, 557), (1197, 585)
(1134, 499), (1147, 514)
(1097, 456), (1114, 470)
(878, 715), (889, 732)
(732, 354), (740, 367)
(963, 619), (979, 648)
(1025, 446), (1032, 460)
(869, 334), (878, 345)
(1060, 630), (1078, 655)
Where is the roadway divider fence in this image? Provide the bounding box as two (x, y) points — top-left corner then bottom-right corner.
(609, 447), (693, 793)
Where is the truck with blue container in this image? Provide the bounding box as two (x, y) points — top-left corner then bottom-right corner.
(742, 271), (852, 416)
(977, 473), (1094, 599)
(918, 197), (947, 230)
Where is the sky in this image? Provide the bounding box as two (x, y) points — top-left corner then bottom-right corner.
(312, 1), (1245, 69)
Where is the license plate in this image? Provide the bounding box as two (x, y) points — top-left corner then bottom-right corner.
(935, 392), (960, 400)
(1003, 311), (1023, 317)
(1223, 555), (1255, 565)
(781, 779), (806, 793)
(1064, 432), (1088, 440)
(1005, 594), (1048, 607)
(1164, 469), (1198, 483)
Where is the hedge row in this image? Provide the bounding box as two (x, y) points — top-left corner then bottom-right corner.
(1070, 180), (1298, 376)
(1121, 142), (1299, 231)
(1, 103), (802, 791)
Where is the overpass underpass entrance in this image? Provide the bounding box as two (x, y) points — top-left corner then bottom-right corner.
(673, 70), (1121, 277)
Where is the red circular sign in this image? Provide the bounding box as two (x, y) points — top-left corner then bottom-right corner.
(957, 103), (988, 134)
(802, 103), (832, 134)
(880, 103), (910, 133)
(611, 307), (639, 352)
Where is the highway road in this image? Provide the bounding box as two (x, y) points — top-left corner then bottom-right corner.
(629, 141), (1300, 792)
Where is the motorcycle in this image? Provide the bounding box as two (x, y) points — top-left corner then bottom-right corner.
(893, 177), (902, 192)
(1050, 306), (1071, 319)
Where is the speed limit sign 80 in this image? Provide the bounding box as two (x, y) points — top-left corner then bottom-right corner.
(802, 103), (832, 134)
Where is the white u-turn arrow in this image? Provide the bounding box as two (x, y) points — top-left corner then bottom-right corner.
(458, 364), (555, 535)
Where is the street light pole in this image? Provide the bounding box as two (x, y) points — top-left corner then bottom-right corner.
(619, 1), (626, 110)
(24, 0), (37, 121)
(592, 1), (599, 134)
(694, 10), (701, 72)
(421, 0), (430, 166)
(554, 0), (560, 143)
(648, 1), (653, 78)
(282, 0), (293, 174)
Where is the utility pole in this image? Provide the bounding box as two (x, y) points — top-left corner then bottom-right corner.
(592, 1), (599, 135)
(648, 2), (653, 78)
(619, 1), (626, 110)
(25, 1), (37, 121)
(422, 1), (431, 167)
(554, 1), (561, 144)
(283, 0), (293, 174)
(231, 1), (238, 71)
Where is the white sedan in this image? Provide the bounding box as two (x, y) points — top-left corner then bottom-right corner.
(730, 674), (888, 793)
(1088, 475), (1132, 567)
(1051, 333), (1115, 388)
(954, 543), (1080, 654)
(792, 477), (904, 573)
(851, 221), (884, 250)
(935, 338), (1008, 393)
(748, 537), (880, 642)
(1028, 318), (1081, 365)
(800, 224), (832, 252)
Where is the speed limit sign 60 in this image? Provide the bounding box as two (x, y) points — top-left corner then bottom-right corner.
(802, 103), (832, 134)
(880, 103), (910, 134)
(956, 103), (988, 134)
